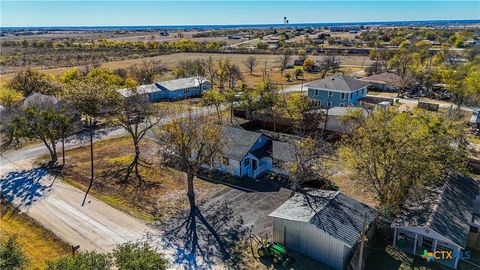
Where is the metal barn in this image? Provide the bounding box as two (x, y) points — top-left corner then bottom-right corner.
(269, 190), (377, 270)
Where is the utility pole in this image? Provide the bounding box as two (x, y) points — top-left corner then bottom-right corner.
(322, 94), (332, 138)
(61, 128), (65, 167)
(357, 214), (368, 270)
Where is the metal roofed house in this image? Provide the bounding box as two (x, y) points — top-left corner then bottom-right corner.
(307, 74), (371, 108)
(118, 77), (212, 102)
(215, 126), (273, 179)
(117, 83), (161, 99)
(269, 190), (377, 270)
(392, 175), (480, 269)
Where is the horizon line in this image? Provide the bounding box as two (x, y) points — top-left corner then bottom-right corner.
(2, 19), (480, 29)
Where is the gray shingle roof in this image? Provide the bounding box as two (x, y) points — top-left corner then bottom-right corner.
(360, 72), (402, 86)
(272, 141), (296, 162)
(220, 126), (263, 161)
(306, 74), (371, 92)
(269, 190), (377, 248)
(155, 77), (209, 91)
(393, 175), (479, 248)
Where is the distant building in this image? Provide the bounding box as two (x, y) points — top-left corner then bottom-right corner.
(306, 74), (370, 108)
(360, 72), (402, 92)
(118, 77), (212, 102)
(269, 190), (377, 270)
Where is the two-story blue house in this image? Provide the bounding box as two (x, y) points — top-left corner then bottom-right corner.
(118, 77), (212, 102)
(306, 74), (370, 108)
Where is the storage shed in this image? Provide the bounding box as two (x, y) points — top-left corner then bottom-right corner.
(269, 190), (377, 270)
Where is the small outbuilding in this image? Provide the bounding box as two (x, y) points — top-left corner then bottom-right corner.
(269, 190), (377, 270)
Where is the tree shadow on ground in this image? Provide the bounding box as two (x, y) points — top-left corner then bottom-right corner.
(0, 167), (51, 209)
(150, 200), (251, 270)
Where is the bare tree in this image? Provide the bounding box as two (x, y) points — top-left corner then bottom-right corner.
(115, 89), (163, 186)
(130, 60), (165, 84)
(243, 56), (257, 75)
(227, 64), (243, 90)
(64, 78), (121, 206)
(205, 56), (216, 85)
(157, 111), (222, 207)
(279, 48), (292, 76)
(283, 137), (333, 196)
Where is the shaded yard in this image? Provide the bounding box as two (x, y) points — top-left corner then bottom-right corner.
(38, 135), (330, 268)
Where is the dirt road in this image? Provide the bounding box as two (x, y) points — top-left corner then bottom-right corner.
(1, 161), (151, 251)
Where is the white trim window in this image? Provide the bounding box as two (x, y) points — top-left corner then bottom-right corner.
(314, 89), (320, 96)
(339, 103), (345, 107)
(340, 92), (345, 100)
(328, 91), (333, 97)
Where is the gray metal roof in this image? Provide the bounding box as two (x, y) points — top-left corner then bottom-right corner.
(117, 84), (160, 97)
(393, 175), (479, 248)
(155, 77), (209, 91)
(306, 74), (371, 92)
(270, 190), (377, 248)
(220, 126), (263, 161)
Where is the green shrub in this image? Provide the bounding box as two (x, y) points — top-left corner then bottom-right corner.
(46, 251), (112, 270)
(113, 242), (169, 270)
(0, 236), (28, 270)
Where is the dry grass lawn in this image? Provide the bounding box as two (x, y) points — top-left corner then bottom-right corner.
(0, 203), (70, 270)
(54, 136), (224, 223)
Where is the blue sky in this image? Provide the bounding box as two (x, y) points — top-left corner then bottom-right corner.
(1, 1), (479, 27)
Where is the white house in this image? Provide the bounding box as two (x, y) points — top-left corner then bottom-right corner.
(216, 126), (272, 179)
(392, 175), (479, 269)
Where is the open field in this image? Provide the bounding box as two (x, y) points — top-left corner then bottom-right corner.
(0, 52), (372, 84)
(1, 203), (70, 270)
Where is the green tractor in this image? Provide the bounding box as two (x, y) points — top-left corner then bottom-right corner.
(250, 234), (292, 267)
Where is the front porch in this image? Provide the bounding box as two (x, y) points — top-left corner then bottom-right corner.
(393, 227), (461, 269)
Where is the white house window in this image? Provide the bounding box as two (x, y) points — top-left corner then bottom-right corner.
(340, 93), (345, 100)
